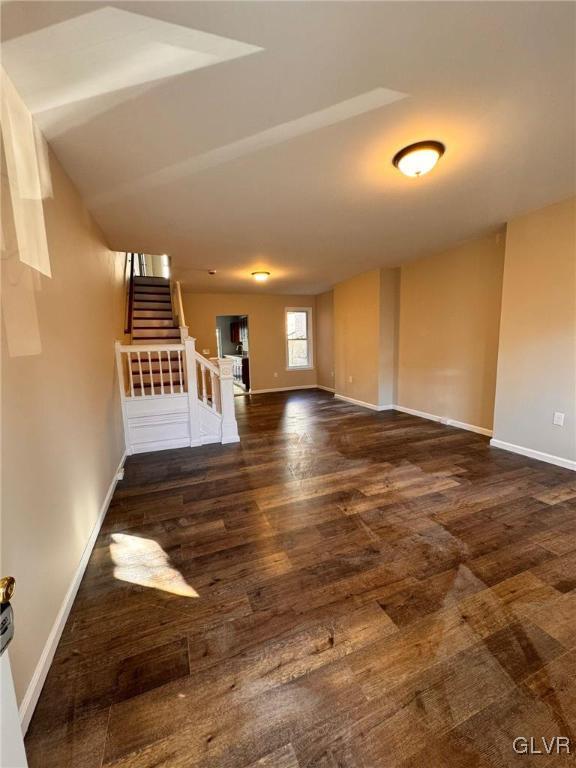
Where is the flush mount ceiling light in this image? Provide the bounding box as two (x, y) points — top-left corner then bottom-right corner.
(252, 271), (270, 282)
(393, 141), (445, 177)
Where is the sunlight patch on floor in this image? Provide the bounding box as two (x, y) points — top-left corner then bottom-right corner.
(110, 533), (199, 597)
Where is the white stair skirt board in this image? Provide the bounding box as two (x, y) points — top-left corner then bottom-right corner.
(334, 394), (394, 412)
(126, 393), (193, 454)
(125, 395), (234, 452)
(250, 385), (318, 394)
(490, 439), (576, 471)
(316, 385), (336, 393)
(393, 404), (493, 437)
(19, 451), (126, 733)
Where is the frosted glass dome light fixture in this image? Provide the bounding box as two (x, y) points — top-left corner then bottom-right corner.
(252, 271), (270, 282)
(393, 141), (445, 177)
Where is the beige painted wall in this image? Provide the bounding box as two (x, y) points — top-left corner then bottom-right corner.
(334, 270), (380, 405)
(397, 234), (505, 430)
(334, 269), (399, 407)
(182, 293), (317, 391)
(316, 291), (334, 390)
(493, 197), (576, 461)
(379, 269), (400, 406)
(1, 148), (125, 704)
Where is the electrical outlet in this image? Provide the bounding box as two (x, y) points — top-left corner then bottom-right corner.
(348, 375), (353, 384)
(553, 411), (565, 427)
(202, 349), (210, 355)
(331, 371), (334, 378)
(273, 372), (278, 378)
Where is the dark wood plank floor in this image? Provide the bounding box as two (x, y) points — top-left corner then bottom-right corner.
(25, 390), (576, 767)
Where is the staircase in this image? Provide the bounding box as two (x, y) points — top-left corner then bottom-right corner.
(131, 276), (180, 345)
(115, 256), (239, 454)
(128, 276), (183, 396)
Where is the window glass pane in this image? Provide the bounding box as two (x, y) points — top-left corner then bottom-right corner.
(288, 339), (309, 368)
(287, 311), (307, 340)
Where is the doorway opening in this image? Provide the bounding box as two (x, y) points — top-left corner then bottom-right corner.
(216, 315), (250, 394)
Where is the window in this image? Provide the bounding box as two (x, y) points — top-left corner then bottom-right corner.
(285, 308), (313, 369)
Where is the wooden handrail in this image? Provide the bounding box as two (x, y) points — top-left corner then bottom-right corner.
(194, 350), (219, 375)
(173, 280), (186, 328)
(124, 252), (135, 334)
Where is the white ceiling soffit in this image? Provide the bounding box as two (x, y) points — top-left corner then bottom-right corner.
(1, 7), (263, 115)
(90, 87), (407, 207)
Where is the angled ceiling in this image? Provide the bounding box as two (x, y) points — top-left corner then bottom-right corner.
(2, 1), (575, 294)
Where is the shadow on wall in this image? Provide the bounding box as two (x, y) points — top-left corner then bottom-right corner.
(1, 68), (53, 357)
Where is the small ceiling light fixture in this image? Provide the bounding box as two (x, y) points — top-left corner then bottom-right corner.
(393, 140), (445, 177)
(252, 271), (270, 282)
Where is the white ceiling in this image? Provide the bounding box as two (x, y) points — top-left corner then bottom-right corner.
(2, 2), (575, 294)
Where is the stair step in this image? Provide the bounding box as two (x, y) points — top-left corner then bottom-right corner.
(133, 310), (174, 319)
(134, 294), (172, 303)
(132, 337), (181, 344)
(132, 327), (179, 336)
(134, 301), (173, 310)
(133, 320), (177, 328)
(133, 284), (171, 294)
(134, 277), (169, 286)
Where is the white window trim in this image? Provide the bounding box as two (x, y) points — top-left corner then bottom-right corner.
(285, 307), (314, 371)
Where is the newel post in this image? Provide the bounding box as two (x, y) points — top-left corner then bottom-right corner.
(115, 340), (132, 455)
(217, 358), (240, 444)
(184, 336), (202, 447)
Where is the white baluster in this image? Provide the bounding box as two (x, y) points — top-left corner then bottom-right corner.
(137, 352), (144, 397)
(213, 374), (221, 413)
(127, 351), (134, 398)
(209, 370), (216, 411)
(168, 350), (174, 394)
(177, 350), (184, 393)
(148, 351), (155, 395)
(159, 351), (165, 395)
(201, 364), (207, 404)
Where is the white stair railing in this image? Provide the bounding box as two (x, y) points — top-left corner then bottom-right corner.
(115, 343), (186, 397)
(115, 335), (239, 453)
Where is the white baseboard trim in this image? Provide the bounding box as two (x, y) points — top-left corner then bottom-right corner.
(334, 393), (393, 412)
(19, 450), (127, 733)
(393, 404), (493, 437)
(489, 439), (576, 471)
(250, 385), (318, 394)
(316, 385), (336, 393)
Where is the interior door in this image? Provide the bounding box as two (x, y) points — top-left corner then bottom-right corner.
(1, 653), (28, 767)
(1, 577), (28, 768)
